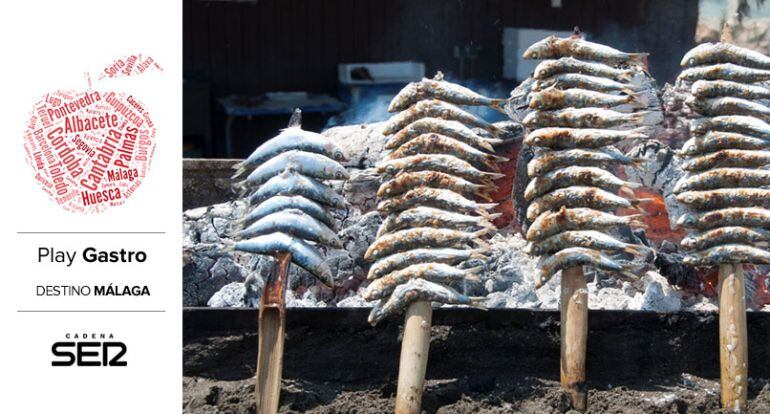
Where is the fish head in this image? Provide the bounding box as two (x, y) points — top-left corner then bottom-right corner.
(680, 43), (711, 67)
(678, 192), (696, 205)
(675, 213), (696, 228)
(326, 143), (348, 162)
(522, 36), (556, 60)
(528, 92), (546, 110)
(529, 243), (543, 255)
(680, 236), (695, 250)
(522, 112), (538, 129)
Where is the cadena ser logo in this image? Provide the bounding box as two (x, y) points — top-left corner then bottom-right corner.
(51, 332), (127, 367)
(23, 54), (161, 213)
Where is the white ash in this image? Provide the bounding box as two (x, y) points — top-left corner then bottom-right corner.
(207, 282), (246, 308)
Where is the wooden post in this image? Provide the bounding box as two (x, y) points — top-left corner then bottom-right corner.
(255, 252), (291, 414)
(395, 300), (433, 414)
(718, 263), (748, 413)
(561, 266), (588, 412)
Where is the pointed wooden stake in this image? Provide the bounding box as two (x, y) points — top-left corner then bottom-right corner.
(561, 266), (588, 412)
(718, 263), (748, 413)
(395, 300), (433, 414)
(255, 252), (291, 414)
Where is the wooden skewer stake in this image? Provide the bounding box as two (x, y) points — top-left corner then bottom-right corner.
(255, 252), (291, 414)
(561, 266), (588, 412)
(395, 300), (433, 414)
(718, 263), (748, 413)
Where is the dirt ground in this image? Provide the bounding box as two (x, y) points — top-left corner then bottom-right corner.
(183, 309), (770, 414)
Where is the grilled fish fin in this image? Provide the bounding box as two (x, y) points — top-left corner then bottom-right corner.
(627, 52), (649, 67)
(231, 161), (250, 179)
(623, 243), (652, 258)
(468, 297), (488, 310)
(287, 108), (302, 128)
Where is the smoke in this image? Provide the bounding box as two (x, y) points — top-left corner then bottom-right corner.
(323, 74), (514, 130)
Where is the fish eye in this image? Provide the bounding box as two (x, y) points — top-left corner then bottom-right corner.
(335, 171), (344, 179)
(531, 52), (539, 59)
(684, 216), (695, 226)
(688, 58), (696, 66)
(334, 151), (344, 161)
(386, 165), (396, 173)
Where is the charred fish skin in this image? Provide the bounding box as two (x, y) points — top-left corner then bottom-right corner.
(249, 169), (346, 208)
(236, 209), (342, 248)
(524, 127), (648, 149)
(676, 207), (770, 230)
(678, 63), (770, 83)
(377, 170), (492, 200)
(364, 227), (488, 262)
(679, 131), (770, 156)
(529, 230), (650, 256)
(236, 195), (333, 229)
(533, 57), (635, 81)
(691, 80), (770, 100)
(377, 153), (504, 184)
(527, 147), (642, 177)
(676, 188), (770, 211)
(681, 42), (770, 70)
(386, 117), (501, 152)
(523, 35), (648, 64)
(532, 73), (639, 94)
(376, 206), (498, 238)
(377, 187), (496, 216)
(363, 262), (480, 301)
(367, 278), (484, 325)
(382, 99), (501, 136)
(523, 108), (649, 130)
(234, 232), (333, 286)
(524, 166), (640, 201)
(526, 207), (646, 242)
(686, 96), (770, 120)
(682, 227), (770, 251)
(534, 247), (638, 288)
(366, 248), (487, 281)
(690, 115), (770, 138)
(240, 150), (350, 188)
(526, 186), (642, 222)
(681, 149), (770, 172)
(388, 73), (506, 113)
(673, 168), (770, 193)
(528, 87), (640, 110)
(385, 133), (507, 171)
(683, 244), (770, 266)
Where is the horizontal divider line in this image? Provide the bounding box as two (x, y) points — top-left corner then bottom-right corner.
(17, 310), (166, 313)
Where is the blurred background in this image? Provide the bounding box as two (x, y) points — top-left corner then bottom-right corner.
(183, 0), (770, 158)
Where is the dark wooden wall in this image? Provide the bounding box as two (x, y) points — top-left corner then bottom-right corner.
(184, 0), (699, 98)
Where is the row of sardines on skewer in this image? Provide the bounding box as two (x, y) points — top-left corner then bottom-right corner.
(520, 32), (654, 287)
(362, 72), (509, 324)
(228, 109), (349, 286)
(674, 42), (770, 265)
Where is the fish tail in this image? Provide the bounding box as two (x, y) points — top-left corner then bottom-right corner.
(618, 185), (637, 199)
(489, 98), (508, 114)
(464, 265), (485, 282)
(629, 110), (653, 125)
(287, 108), (302, 128)
(475, 190), (494, 202)
(470, 251), (490, 261)
(486, 212), (503, 222)
(473, 236), (492, 250)
(483, 171), (506, 180)
(231, 161), (249, 179)
(623, 243), (651, 257)
(618, 70), (635, 82)
(622, 180), (643, 190)
(479, 139), (498, 152)
(627, 52), (649, 67)
(477, 203), (498, 212)
(625, 213), (649, 229)
(468, 297), (488, 310)
(629, 91), (650, 108)
(234, 182), (251, 198)
(490, 154), (510, 163)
